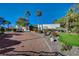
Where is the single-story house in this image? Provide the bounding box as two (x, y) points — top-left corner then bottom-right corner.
(36, 24), (60, 30)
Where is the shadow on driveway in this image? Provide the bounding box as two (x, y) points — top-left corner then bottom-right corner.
(0, 33), (21, 54)
(0, 33), (21, 48)
(0, 48), (15, 54)
(0, 38), (21, 48)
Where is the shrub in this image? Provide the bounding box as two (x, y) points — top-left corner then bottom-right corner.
(61, 45), (72, 51)
(0, 27), (5, 33)
(52, 31), (59, 37)
(44, 29), (51, 36)
(13, 28), (17, 32)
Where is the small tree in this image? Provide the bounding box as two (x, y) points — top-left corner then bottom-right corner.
(3, 20), (11, 28)
(16, 17), (27, 27)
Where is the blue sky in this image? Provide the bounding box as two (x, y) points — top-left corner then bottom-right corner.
(0, 3), (73, 27)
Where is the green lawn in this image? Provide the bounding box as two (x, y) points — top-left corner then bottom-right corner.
(59, 33), (79, 46)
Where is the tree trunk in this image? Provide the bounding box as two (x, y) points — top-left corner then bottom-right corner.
(65, 16), (69, 33)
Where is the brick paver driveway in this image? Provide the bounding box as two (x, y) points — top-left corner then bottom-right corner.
(0, 32), (53, 55)
(0, 32), (64, 56)
(13, 32), (52, 52)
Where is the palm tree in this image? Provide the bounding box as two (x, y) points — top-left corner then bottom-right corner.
(25, 10), (31, 18)
(25, 10), (31, 30)
(36, 9), (42, 31)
